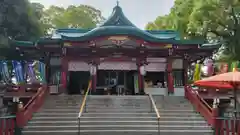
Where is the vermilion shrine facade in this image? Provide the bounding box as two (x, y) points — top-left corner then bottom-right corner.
(12, 5), (217, 95)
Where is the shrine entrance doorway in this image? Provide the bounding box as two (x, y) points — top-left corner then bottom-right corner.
(67, 71), (90, 95)
(96, 70), (135, 95)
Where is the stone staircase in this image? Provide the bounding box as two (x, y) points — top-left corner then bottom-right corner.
(23, 94), (213, 135)
(23, 95), (83, 135)
(153, 95), (213, 134)
(78, 95), (157, 135)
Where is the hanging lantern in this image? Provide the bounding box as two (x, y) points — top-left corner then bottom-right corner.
(168, 48), (173, 56)
(140, 65), (146, 76)
(90, 64), (96, 75)
(13, 96), (19, 102)
(62, 48), (66, 55)
(18, 101), (24, 111)
(206, 59), (214, 76)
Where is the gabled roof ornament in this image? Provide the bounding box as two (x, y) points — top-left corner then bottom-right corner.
(99, 1), (136, 27)
(116, 0), (119, 6)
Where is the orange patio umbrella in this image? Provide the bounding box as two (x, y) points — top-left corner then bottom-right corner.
(194, 71), (240, 87)
(194, 81), (233, 89)
(194, 71), (240, 113)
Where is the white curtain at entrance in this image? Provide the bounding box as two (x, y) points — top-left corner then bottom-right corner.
(99, 62), (137, 70)
(145, 63), (166, 72)
(68, 61), (90, 71)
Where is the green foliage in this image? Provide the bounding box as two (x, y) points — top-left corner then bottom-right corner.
(189, 0), (240, 61)
(0, 1), (105, 48)
(145, 0), (195, 39)
(43, 5), (105, 29)
(0, 0), (44, 47)
(30, 2), (49, 35)
(146, 0), (240, 61)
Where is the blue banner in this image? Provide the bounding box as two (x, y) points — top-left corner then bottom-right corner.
(12, 61), (19, 83)
(12, 61), (24, 84)
(3, 62), (10, 82)
(17, 61), (24, 82)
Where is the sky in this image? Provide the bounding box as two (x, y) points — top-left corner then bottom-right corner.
(29, 0), (175, 29)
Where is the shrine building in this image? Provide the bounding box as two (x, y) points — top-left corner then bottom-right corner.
(11, 4), (217, 96)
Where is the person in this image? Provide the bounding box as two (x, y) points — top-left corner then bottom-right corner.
(110, 79), (117, 95)
(156, 80), (162, 88)
(161, 80), (165, 88)
(81, 84), (86, 95)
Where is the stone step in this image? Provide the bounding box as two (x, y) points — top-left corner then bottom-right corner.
(40, 108), (196, 111)
(39, 109), (152, 113)
(86, 104), (150, 106)
(86, 101), (150, 104)
(42, 106), (150, 109)
(42, 103), (81, 106)
(31, 116), (204, 121)
(45, 98), (82, 103)
(45, 98), (82, 101)
(27, 120), (209, 126)
(24, 95), (212, 135)
(44, 99), (83, 101)
(34, 112), (155, 117)
(24, 125), (212, 131)
(156, 103), (192, 105)
(38, 108), (197, 116)
(87, 95), (149, 98)
(34, 112), (201, 117)
(88, 101), (149, 103)
(155, 103), (193, 106)
(22, 130), (213, 135)
(44, 100), (82, 102)
(42, 104), (81, 106)
(158, 109), (195, 112)
(157, 107), (194, 110)
(32, 116), (157, 121)
(44, 100), (82, 103)
(85, 104), (151, 106)
(157, 105), (194, 108)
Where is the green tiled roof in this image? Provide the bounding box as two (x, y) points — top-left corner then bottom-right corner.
(36, 38), (62, 45)
(60, 26), (203, 45)
(56, 29), (181, 40)
(57, 5), (203, 45)
(56, 28), (90, 34)
(11, 41), (34, 47)
(201, 43), (221, 49)
(12, 5), (211, 47)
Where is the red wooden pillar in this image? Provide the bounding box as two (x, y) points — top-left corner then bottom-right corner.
(183, 57), (188, 98)
(45, 52), (51, 84)
(167, 57), (174, 94)
(212, 98), (219, 130)
(60, 57), (68, 93)
(137, 62), (145, 95)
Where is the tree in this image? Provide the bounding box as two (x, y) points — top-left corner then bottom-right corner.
(146, 0), (240, 61)
(43, 5), (105, 30)
(30, 2), (52, 35)
(145, 0), (195, 39)
(0, 0), (44, 47)
(188, 0), (240, 61)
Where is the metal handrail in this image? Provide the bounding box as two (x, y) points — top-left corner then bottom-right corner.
(77, 80), (92, 135)
(191, 88), (212, 111)
(148, 94), (160, 134)
(148, 94), (160, 118)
